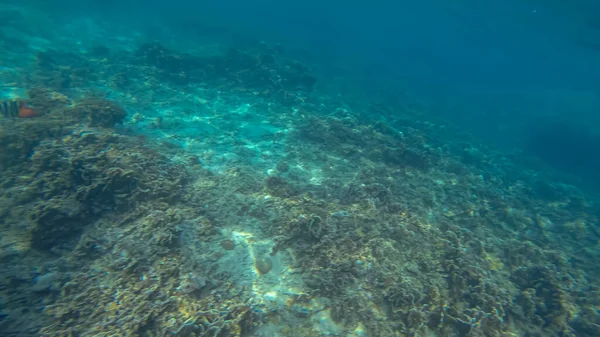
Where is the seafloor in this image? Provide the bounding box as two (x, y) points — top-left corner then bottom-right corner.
(1, 4), (599, 337)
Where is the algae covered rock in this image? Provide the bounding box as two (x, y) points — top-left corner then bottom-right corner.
(64, 98), (127, 127)
(0, 95), (186, 252)
(134, 41), (189, 73)
(30, 203), (88, 250)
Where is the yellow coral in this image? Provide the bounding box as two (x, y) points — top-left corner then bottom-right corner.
(484, 252), (504, 271)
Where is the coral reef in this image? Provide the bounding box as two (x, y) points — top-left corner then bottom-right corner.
(1, 9), (599, 337)
(132, 42), (316, 104)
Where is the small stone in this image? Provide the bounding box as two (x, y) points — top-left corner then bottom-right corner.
(292, 304), (311, 317)
(255, 256), (273, 274)
(32, 272), (62, 292)
(220, 239), (235, 250)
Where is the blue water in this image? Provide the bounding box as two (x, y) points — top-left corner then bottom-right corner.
(1, 1), (599, 336)
(64, 0), (600, 155)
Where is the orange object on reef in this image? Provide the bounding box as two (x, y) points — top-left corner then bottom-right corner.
(18, 102), (41, 118)
(0, 100), (42, 118)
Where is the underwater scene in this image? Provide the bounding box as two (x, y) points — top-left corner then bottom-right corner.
(1, 0), (600, 336)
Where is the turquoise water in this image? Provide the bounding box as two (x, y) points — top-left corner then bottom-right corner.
(0, 1), (599, 336)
